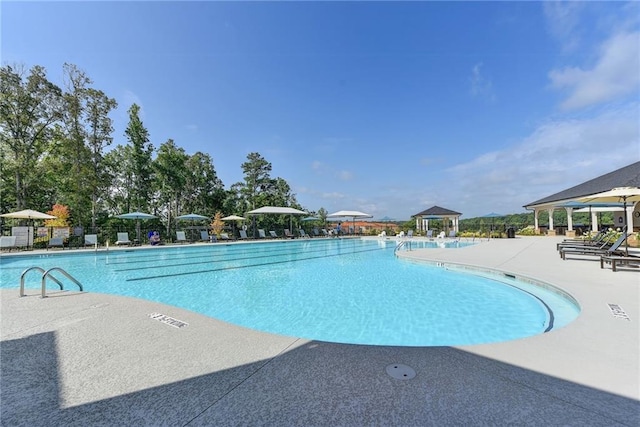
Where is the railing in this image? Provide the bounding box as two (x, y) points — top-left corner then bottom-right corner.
(19, 266), (83, 298)
(394, 240), (412, 255)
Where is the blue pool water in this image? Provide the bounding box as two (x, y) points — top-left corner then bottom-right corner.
(0, 239), (579, 346)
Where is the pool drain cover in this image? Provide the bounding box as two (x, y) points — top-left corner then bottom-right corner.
(386, 364), (416, 380)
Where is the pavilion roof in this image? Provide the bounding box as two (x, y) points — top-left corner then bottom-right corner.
(524, 161), (640, 208)
(413, 205), (462, 217)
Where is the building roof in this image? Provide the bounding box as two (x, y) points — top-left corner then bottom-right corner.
(413, 206), (462, 217)
(523, 161), (640, 209)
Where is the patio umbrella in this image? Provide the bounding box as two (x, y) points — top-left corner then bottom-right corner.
(300, 216), (320, 235)
(327, 210), (373, 235)
(177, 213), (209, 221)
(177, 213), (209, 240)
(221, 215), (246, 221)
(246, 206), (307, 235)
(116, 212), (157, 242)
(221, 215), (246, 237)
(578, 187), (640, 255)
(0, 209), (57, 220)
(0, 209), (57, 247)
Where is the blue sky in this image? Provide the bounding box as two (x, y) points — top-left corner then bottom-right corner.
(2, 1), (639, 220)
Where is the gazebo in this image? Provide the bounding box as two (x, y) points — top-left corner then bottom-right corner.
(412, 206), (462, 235)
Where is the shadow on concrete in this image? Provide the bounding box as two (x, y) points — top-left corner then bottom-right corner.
(2, 332), (638, 426)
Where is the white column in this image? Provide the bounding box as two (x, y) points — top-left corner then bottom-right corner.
(415, 217), (420, 232)
(547, 208), (554, 233)
(565, 207), (573, 231)
(626, 206), (634, 232)
(534, 209), (540, 233)
(591, 212), (598, 232)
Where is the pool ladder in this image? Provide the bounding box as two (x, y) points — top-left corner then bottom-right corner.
(20, 266), (84, 298)
(394, 240), (411, 255)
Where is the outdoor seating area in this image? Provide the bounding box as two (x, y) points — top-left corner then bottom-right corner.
(0, 236), (17, 251)
(559, 232), (628, 260)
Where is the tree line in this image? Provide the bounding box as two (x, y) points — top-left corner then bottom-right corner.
(2, 63), (613, 240)
(0, 63), (318, 238)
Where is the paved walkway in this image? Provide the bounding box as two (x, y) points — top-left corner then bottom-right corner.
(1, 236), (638, 426)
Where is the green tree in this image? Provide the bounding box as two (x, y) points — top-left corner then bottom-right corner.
(317, 207), (328, 226)
(241, 152), (272, 211)
(0, 64), (63, 210)
(102, 144), (134, 214)
(124, 103), (154, 212)
(57, 63), (94, 225)
(223, 183), (245, 217)
(85, 87), (117, 229)
(153, 139), (188, 234)
(182, 151), (225, 215)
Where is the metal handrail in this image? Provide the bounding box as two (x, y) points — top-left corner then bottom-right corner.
(20, 267), (63, 297)
(19, 266), (84, 298)
(41, 267), (83, 298)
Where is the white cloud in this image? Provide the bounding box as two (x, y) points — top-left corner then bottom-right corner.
(321, 191), (346, 200)
(469, 62), (496, 102)
(447, 103), (640, 215)
(543, 1), (584, 51)
(121, 90), (144, 116)
(337, 170), (353, 181)
(311, 160), (324, 171)
(549, 30), (640, 110)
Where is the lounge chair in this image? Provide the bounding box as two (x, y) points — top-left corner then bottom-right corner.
(115, 232), (132, 246)
(321, 229), (329, 237)
(298, 229), (310, 238)
(557, 235), (615, 252)
(313, 228), (320, 237)
(560, 230), (605, 244)
(239, 230), (248, 239)
(175, 231), (188, 244)
(47, 237), (64, 250)
(408, 230), (414, 238)
(84, 234), (98, 248)
(557, 230), (610, 250)
(426, 230), (433, 238)
(269, 230), (278, 239)
(600, 254), (640, 272)
(219, 232), (230, 241)
(284, 229), (294, 239)
(200, 230), (213, 242)
(560, 233), (628, 260)
(258, 229), (267, 239)
(0, 236), (17, 251)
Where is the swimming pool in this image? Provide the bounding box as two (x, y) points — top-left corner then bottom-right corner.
(0, 239), (579, 346)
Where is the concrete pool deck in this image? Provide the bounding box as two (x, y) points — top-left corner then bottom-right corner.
(1, 236), (638, 426)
